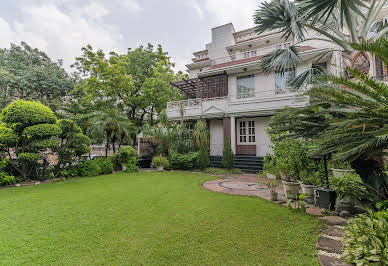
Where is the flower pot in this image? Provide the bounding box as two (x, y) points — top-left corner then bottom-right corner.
(266, 173), (277, 180)
(270, 191), (278, 201)
(157, 166), (164, 171)
(314, 187), (336, 210)
(331, 168), (355, 177)
(282, 181), (300, 199)
(300, 183), (317, 197)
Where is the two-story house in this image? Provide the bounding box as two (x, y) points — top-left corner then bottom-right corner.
(166, 21), (387, 173)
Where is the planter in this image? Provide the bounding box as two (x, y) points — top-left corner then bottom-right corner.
(266, 173), (277, 180)
(270, 191), (278, 201)
(314, 187), (336, 210)
(332, 168), (355, 177)
(156, 166), (164, 171)
(282, 181), (300, 199)
(301, 183), (317, 197)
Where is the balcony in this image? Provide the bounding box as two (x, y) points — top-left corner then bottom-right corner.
(166, 89), (308, 120)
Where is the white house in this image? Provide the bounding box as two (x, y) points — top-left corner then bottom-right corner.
(166, 19), (387, 172)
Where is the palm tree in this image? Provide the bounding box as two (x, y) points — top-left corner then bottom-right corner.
(89, 109), (136, 157)
(254, 0), (388, 87)
(267, 38), (388, 199)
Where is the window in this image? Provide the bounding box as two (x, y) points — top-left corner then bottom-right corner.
(237, 75), (255, 99)
(243, 50), (257, 59)
(275, 68), (295, 94)
(239, 120), (255, 143)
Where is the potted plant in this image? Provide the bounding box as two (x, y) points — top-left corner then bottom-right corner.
(331, 160), (355, 177)
(262, 154), (279, 180)
(299, 162), (322, 197)
(152, 155), (169, 171)
(258, 175), (279, 201)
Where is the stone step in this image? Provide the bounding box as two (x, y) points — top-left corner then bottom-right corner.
(319, 216), (347, 226)
(317, 236), (344, 254)
(318, 254), (351, 266)
(322, 226), (344, 238)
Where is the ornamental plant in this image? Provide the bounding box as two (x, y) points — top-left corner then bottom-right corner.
(222, 138), (234, 170)
(152, 155), (169, 169)
(0, 100), (62, 179)
(330, 172), (369, 201)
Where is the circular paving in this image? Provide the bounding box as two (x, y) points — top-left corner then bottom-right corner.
(219, 180), (269, 191)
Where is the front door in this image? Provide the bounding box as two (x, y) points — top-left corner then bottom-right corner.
(210, 120), (224, 156)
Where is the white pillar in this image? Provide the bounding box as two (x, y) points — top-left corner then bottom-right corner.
(230, 116), (236, 154)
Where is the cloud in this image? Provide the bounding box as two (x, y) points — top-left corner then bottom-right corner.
(202, 0), (263, 30)
(187, 0), (204, 20)
(0, 0), (142, 70)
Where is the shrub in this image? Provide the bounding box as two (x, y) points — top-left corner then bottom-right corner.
(300, 169), (321, 186)
(262, 154), (280, 177)
(152, 155), (169, 169)
(110, 153), (122, 171)
(342, 210), (388, 265)
(95, 157), (114, 175)
(79, 160), (101, 177)
(204, 167), (243, 175)
(0, 171), (15, 186)
(169, 151), (198, 170)
(196, 143), (210, 170)
(124, 163), (139, 173)
(118, 146), (138, 172)
(330, 172), (368, 200)
(222, 138), (234, 170)
(59, 166), (79, 178)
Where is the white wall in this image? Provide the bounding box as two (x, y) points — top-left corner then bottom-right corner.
(207, 24), (235, 60)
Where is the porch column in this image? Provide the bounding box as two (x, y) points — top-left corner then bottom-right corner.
(230, 116), (236, 154)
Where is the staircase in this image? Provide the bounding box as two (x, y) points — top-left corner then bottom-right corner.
(209, 155), (263, 174)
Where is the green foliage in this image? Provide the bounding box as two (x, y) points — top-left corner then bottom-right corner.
(330, 172), (368, 200)
(193, 121), (209, 148)
(95, 157), (114, 175)
(222, 138), (234, 170)
(58, 166), (79, 178)
(0, 171), (15, 186)
(22, 124), (62, 139)
(342, 210), (388, 265)
(152, 155), (169, 169)
(169, 151), (198, 170)
(299, 169), (321, 186)
(17, 153), (39, 162)
(117, 146), (138, 173)
(204, 168), (243, 175)
(0, 42), (74, 109)
(262, 154), (280, 177)
(124, 163), (139, 173)
(79, 160), (101, 177)
(258, 175), (279, 193)
(196, 143), (210, 171)
(287, 193), (307, 213)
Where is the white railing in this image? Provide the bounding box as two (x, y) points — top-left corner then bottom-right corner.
(167, 98), (201, 109)
(210, 42), (293, 66)
(234, 29), (281, 42)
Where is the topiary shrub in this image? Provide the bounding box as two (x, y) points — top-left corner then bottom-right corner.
(342, 210), (388, 265)
(118, 146), (138, 173)
(78, 160), (101, 177)
(95, 157), (114, 174)
(196, 143), (210, 170)
(222, 138), (234, 170)
(169, 151), (198, 170)
(0, 171), (15, 186)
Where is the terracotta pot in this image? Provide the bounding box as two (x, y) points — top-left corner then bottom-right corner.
(301, 183), (317, 197)
(331, 168), (355, 177)
(282, 181), (300, 199)
(270, 191), (278, 201)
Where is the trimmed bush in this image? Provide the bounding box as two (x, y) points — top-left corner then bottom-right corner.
(95, 157), (114, 175)
(59, 166), (79, 178)
(0, 171), (15, 186)
(79, 160), (101, 177)
(222, 138), (234, 170)
(152, 155), (170, 169)
(169, 152), (198, 170)
(118, 146), (138, 172)
(196, 143), (210, 170)
(342, 210), (388, 265)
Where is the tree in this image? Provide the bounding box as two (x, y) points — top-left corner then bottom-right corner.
(194, 121), (210, 170)
(55, 119), (91, 170)
(0, 100), (61, 179)
(267, 39), (388, 199)
(72, 43), (179, 129)
(222, 138), (235, 170)
(0, 42), (74, 110)
(89, 109), (136, 157)
(254, 0), (388, 87)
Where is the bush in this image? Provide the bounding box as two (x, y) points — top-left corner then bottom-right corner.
(204, 167), (243, 175)
(152, 155), (170, 169)
(95, 157), (114, 175)
(110, 153), (122, 171)
(330, 172), (368, 200)
(0, 171), (15, 186)
(79, 160), (101, 177)
(262, 154), (280, 177)
(196, 143), (210, 170)
(222, 138), (234, 170)
(169, 151), (198, 170)
(59, 166), (79, 178)
(118, 146), (138, 172)
(124, 163), (139, 173)
(342, 210), (388, 265)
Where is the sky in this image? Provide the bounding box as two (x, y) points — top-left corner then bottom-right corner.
(0, 0), (264, 73)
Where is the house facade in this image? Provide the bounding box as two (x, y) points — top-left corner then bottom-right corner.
(166, 20), (387, 172)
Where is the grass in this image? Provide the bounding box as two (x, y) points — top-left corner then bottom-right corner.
(0, 171), (320, 265)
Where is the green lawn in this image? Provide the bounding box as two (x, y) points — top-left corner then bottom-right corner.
(0, 171), (320, 265)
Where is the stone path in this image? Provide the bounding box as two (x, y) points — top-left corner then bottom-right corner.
(202, 173), (350, 266)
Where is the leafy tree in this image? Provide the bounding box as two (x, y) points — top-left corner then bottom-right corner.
(72, 43), (179, 129)
(0, 42), (74, 110)
(55, 119), (91, 170)
(222, 138), (235, 170)
(254, 0), (387, 87)
(89, 109), (136, 157)
(0, 100), (61, 179)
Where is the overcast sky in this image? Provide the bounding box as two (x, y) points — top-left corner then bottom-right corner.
(0, 0), (264, 73)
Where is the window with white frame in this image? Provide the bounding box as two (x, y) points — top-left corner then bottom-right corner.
(237, 75), (255, 99)
(275, 68), (295, 95)
(243, 50), (257, 59)
(239, 120), (255, 143)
